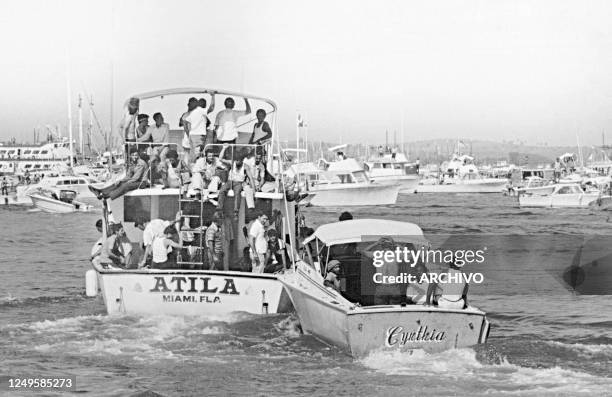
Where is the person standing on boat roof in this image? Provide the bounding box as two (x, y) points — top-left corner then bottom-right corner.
(119, 97), (139, 142)
(249, 210), (269, 273)
(249, 109), (272, 153)
(215, 97), (251, 145)
(88, 149), (148, 201)
(135, 114), (152, 143)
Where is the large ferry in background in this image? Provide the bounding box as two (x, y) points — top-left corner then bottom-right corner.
(0, 137), (73, 176)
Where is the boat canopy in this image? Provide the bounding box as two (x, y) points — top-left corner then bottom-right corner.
(326, 159), (363, 173)
(130, 87), (277, 110)
(285, 162), (320, 178)
(305, 219), (427, 246)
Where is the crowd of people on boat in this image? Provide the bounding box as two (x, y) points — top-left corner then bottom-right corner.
(89, 95), (274, 204)
(91, 206), (292, 273)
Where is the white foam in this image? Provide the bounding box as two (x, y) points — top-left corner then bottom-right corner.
(361, 348), (612, 393)
(546, 340), (612, 356)
(274, 315), (302, 338)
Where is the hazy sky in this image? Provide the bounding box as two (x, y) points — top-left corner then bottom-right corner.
(1, 0), (612, 147)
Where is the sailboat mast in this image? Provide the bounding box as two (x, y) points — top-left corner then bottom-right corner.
(78, 94), (84, 161)
(66, 54), (74, 167)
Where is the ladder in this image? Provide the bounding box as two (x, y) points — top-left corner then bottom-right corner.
(177, 190), (207, 269)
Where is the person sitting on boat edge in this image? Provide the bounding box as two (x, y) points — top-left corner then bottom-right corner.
(160, 149), (189, 189)
(151, 225), (183, 269)
(88, 149), (148, 201)
(323, 260), (342, 292)
(426, 258), (469, 309)
(188, 146), (226, 198)
(90, 219), (104, 261)
(98, 223), (128, 268)
(214, 96), (251, 144)
(217, 147), (257, 219)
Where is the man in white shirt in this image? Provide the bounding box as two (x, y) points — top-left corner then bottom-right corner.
(136, 217), (175, 268)
(248, 211), (269, 273)
(214, 97), (251, 144)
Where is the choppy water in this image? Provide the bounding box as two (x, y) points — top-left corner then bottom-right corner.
(1, 194), (611, 396)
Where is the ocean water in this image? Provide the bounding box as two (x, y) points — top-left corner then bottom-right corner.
(1, 194), (611, 396)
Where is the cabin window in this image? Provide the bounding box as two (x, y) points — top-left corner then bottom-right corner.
(123, 195), (180, 223)
(23, 150), (31, 155)
(41, 150), (48, 154)
(25, 165), (32, 169)
(33, 165), (41, 169)
(353, 171), (368, 183)
(32, 150), (40, 154)
(78, 179), (86, 184)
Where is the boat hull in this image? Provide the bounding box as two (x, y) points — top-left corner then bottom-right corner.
(519, 193), (608, 208)
(93, 264), (293, 316)
(370, 176), (420, 194)
(29, 193), (91, 213)
(306, 184), (400, 206)
(416, 179), (508, 193)
(280, 268), (489, 357)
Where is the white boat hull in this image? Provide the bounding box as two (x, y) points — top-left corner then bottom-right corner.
(509, 185), (556, 197)
(93, 263), (293, 316)
(280, 267), (489, 357)
(369, 175), (420, 194)
(29, 193), (93, 213)
(519, 193), (609, 208)
(416, 179), (508, 193)
(305, 184), (400, 206)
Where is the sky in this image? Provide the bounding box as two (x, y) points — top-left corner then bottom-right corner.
(1, 0), (612, 148)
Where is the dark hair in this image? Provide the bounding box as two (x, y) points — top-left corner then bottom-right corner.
(303, 227), (315, 238)
(163, 225), (177, 235)
(166, 149), (178, 159)
(137, 114), (149, 122)
(134, 216), (148, 227)
(266, 229), (278, 238)
(243, 246), (251, 257)
(129, 148), (140, 155)
(95, 219), (103, 228)
(198, 98), (207, 107)
(188, 97), (198, 104)
(153, 112), (162, 120)
(256, 108), (266, 116)
(111, 223), (124, 234)
(339, 211), (353, 221)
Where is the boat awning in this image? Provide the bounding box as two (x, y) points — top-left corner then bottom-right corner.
(129, 87), (277, 110)
(305, 219), (428, 246)
(326, 159), (363, 173)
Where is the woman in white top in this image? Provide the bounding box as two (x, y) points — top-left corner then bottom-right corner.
(151, 226), (183, 268)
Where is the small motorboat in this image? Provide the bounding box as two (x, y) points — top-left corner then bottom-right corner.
(518, 184), (610, 208)
(279, 219), (490, 357)
(28, 188), (93, 213)
(508, 176), (556, 197)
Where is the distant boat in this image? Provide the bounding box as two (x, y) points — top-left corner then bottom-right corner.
(285, 159), (400, 206)
(519, 184), (610, 208)
(363, 152), (419, 194)
(28, 188), (93, 213)
(417, 154), (508, 193)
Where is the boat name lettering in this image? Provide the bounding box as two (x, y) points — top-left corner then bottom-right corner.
(150, 276), (239, 295)
(162, 295), (221, 303)
(385, 326), (445, 347)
